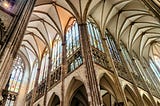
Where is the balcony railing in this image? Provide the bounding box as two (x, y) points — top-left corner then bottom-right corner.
(35, 80), (46, 101)
(0, 18), (6, 49)
(146, 81), (160, 97)
(113, 59), (132, 82)
(91, 47), (111, 70)
(67, 48), (82, 73)
(50, 66), (61, 87)
(131, 72), (148, 91)
(1, 90), (18, 105)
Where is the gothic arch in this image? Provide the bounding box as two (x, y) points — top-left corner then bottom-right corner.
(142, 94), (153, 106)
(100, 74), (118, 106)
(65, 78), (89, 106)
(124, 85), (138, 106)
(100, 73), (117, 97)
(48, 93), (60, 106)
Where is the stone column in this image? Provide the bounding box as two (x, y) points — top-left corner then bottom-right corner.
(0, 0), (36, 103)
(43, 55), (52, 106)
(78, 23), (102, 106)
(60, 41), (67, 106)
(30, 67), (41, 106)
(115, 44), (145, 106)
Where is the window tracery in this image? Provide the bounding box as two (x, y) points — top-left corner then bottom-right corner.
(105, 30), (121, 63)
(28, 60), (38, 92)
(66, 21), (80, 57)
(39, 52), (49, 83)
(8, 55), (24, 93)
(5, 55), (24, 106)
(52, 35), (62, 70)
(87, 21), (104, 52)
(66, 21), (82, 72)
(120, 43), (138, 75)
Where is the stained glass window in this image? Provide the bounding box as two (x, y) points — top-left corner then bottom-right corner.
(66, 21), (82, 72)
(105, 30), (122, 63)
(5, 55), (24, 106)
(39, 52), (49, 83)
(28, 60), (38, 92)
(66, 21), (80, 57)
(8, 55), (24, 93)
(87, 21), (104, 52)
(120, 43), (138, 75)
(68, 51), (83, 72)
(135, 59), (151, 84)
(52, 35), (62, 70)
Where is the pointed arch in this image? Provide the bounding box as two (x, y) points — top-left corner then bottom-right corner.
(99, 73), (119, 106)
(142, 94), (153, 106)
(65, 78), (89, 106)
(48, 93), (60, 106)
(124, 85), (138, 106)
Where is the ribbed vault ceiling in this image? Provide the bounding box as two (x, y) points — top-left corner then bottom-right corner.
(19, 0), (160, 68)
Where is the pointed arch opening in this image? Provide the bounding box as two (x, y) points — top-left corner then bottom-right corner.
(70, 86), (89, 106)
(142, 94), (153, 106)
(48, 94), (60, 106)
(124, 85), (138, 106)
(65, 78), (89, 106)
(100, 74), (120, 106)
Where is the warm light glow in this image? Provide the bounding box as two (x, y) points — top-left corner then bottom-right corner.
(2, 1), (10, 9)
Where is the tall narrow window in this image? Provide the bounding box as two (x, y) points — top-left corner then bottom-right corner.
(120, 43), (138, 75)
(5, 55), (24, 106)
(52, 35), (62, 70)
(66, 21), (80, 57)
(135, 59), (151, 85)
(87, 21), (104, 52)
(39, 52), (49, 83)
(8, 56), (24, 92)
(66, 21), (82, 72)
(105, 30), (122, 63)
(28, 60), (38, 92)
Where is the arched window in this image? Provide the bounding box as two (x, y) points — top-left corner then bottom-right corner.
(39, 51), (49, 83)
(52, 35), (62, 70)
(66, 21), (80, 57)
(134, 59), (153, 88)
(8, 55), (24, 93)
(105, 30), (122, 63)
(28, 60), (38, 92)
(66, 21), (82, 72)
(5, 55), (24, 106)
(120, 43), (138, 75)
(87, 21), (104, 52)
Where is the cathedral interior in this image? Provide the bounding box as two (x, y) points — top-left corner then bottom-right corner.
(0, 0), (160, 106)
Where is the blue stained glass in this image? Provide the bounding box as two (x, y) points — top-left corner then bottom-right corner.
(52, 35), (62, 71)
(105, 30), (122, 63)
(87, 21), (104, 52)
(66, 21), (80, 57)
